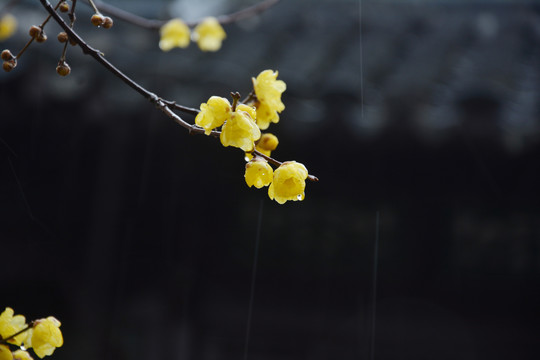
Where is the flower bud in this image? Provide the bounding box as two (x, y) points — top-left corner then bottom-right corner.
(29, 25), (41, 38)
(1, 49), (13, 61)
(56, 61), (71, 76)
(2, 59), (16, 72)
(36, 32), (47, 43)
(102, 16), (113, 29)
(257, 133), (279, 151)
(59, 1), (69, 12)
(91, 14), (104, 27)
(57, 32), (68, 43)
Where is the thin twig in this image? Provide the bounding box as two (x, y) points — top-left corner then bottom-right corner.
(253, 150), (319, 182)
(15, 0), (63, 59)
(160, 99), (200, 116)
(216, 0), (280, 25)
(0, 323), (33, 345)
(90, 0), (280, 29)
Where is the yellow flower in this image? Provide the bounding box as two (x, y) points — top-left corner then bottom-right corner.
(0, 14), (17, 42)
(256, 133), (278, 157)
(268, 161), (308, 204)
(245, 159), (273, 189)
(159, 19), (190, 51)
(195, 96), (231, 135)
(192, 17), (226, 52)
(24, 317), (63, 359)
(245, 132), (279, 160)
(12, 350), (32, 360)
(220, 104), (261, 151)
(252, 70), (286, 130)
(0, 308), (28, 346)
(0, 345), (13, 360)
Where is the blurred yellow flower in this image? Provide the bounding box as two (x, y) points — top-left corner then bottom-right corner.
(268, 161), (308, 204)
(0, 308), (27, 346)
(245, 159), (273, 188)
(195, 96), (231, 135)
(24, 317), (63, 359)
(220, 104), (261, 151)
(192, 17), (226, 52)
(0, 345), (13, 360)
(12, 350), (32, 360)
(252, 70), (286, 130)
(0, 14), (17, 42)
(159, 18), (190, 51)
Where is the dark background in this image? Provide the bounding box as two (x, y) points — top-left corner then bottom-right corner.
(1, 0), (540, 359)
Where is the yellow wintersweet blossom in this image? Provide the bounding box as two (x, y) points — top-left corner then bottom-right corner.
(0, 308), (28, 346)
(159, 19), (190, 51)
(0, 345), (12, 360)
(268, 161), (308, 204)
(220, 104), (261, 151)
(24, 317), (63, 359)
(12, 350), (33, 360)
(192, 17), (226, 52)
(245, 132), (279, 160)
(245, 159), (273, 189)
(256, 133), (278, 157)
(0, 14), (17, 42)
(195, 96), (231, 135)
(252, 70), (286, 130)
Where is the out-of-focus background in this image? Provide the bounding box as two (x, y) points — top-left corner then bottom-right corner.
(1, 0), (540, 359)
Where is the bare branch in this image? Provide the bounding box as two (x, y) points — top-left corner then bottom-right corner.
(90, 0), (281, 29)
(37, 0), (318, 182)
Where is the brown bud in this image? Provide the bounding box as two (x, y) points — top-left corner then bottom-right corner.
(69, 37), (78, 46)
(102, 16), (113, 29)
(29, 25), (41, 39)
(1, 49), (13, 61)
(57, 32), (68, 43)
(36, 32), (48, 43)
(59, 1), (69, 12)
(91, 13), (104, 27)
(3, 59), (17, 72)
(56, 61), (71, 76)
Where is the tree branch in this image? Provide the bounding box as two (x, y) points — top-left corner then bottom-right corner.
(37, 0), (318, 182)
(90, 0), (281, 29)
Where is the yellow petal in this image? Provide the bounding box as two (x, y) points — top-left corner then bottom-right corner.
(245, 160), (273, 188)
(29, 317), (63, 358)
(267, 161), (308, 204)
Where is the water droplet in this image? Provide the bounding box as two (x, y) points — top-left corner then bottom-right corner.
(297, 193), (305, 200)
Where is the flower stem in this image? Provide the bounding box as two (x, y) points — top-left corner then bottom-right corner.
(0, 322), (33, 345)
(88, 0), (281, 29)
(15, 0), (63, 59)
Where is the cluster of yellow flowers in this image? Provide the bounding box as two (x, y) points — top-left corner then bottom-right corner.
(0, 14), (17, 42)
(159, 17), (226, 52)
(0, 308), (63, 360)
(195, 70), (311, 204)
